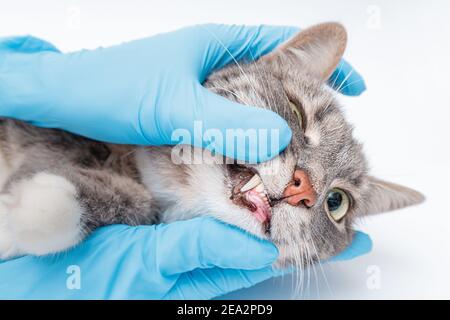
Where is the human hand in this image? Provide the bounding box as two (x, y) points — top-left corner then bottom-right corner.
(0, 24), (365, 163)
(0, 217), (371, 299)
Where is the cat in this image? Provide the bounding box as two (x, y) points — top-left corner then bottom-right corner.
(0, 22), (424, 267)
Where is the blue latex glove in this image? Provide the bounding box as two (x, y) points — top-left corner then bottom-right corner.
(0, 24), (365, 163)
(0, 217), (372, 299)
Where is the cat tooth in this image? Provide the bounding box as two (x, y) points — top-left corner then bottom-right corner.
(254, 183), (265, 193)
(240, 174), (263, 192)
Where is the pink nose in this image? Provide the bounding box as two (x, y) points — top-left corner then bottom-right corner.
(283, 170), (317, 207)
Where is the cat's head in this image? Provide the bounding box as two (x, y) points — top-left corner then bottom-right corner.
(138, 23), (424, 267)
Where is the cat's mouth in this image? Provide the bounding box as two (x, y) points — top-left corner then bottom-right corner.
(230, 171), (272, 230)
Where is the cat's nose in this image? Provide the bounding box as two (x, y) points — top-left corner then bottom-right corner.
(283, 169), (317, 207)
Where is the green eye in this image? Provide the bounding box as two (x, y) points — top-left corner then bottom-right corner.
(289, 101), (303, 129)
(325, 188), (350, 222)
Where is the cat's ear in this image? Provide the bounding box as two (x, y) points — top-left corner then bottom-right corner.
(262, 22), (347, 80)
(361, 176), (425, 215)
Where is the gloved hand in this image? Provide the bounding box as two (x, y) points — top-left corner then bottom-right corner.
(0, 24), (365, 163)
(0, 217), (372, 299)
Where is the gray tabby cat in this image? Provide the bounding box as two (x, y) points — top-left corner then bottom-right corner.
(0, 23), (424, 266)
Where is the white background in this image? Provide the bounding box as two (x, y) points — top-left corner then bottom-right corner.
(1, 0), (449, 299)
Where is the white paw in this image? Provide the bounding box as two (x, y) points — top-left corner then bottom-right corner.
(3, 172), (83, 256)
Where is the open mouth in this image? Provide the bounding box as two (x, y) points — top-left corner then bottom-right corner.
(230, 172), (272, 230)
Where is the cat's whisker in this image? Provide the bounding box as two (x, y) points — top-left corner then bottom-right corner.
(300, 241), (309, 298)
(248, 50), (279, 117)
(261, 70), (277, 114)
(308, 234), (323, 298)
(311, 255), (320, 299)
(330, 63), (343, 90)
(294, 240), (306, 299)
(298, 252), (305, 298)
(305, 240), (312, 298)
(249, 57), (274, 113)
(293, 232), (309, 299)
(309, 229), (335, 298)
(290, 229), (304, 298)
(336, 78), (365, 95)
(298, 247), (305, 298)
(335, 69), (354, 94)
(207, 86), (252, 105)
(202, 26), (260, 101)
(307, 237), (318, 299)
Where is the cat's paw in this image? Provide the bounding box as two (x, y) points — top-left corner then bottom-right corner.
(4, 172), (84, 256)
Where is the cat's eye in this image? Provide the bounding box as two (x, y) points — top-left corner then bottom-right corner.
(288, 100), (303, 129)
(325, 188), (350, 222)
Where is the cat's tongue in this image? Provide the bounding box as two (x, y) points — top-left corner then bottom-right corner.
(245, 190), (271, 224)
